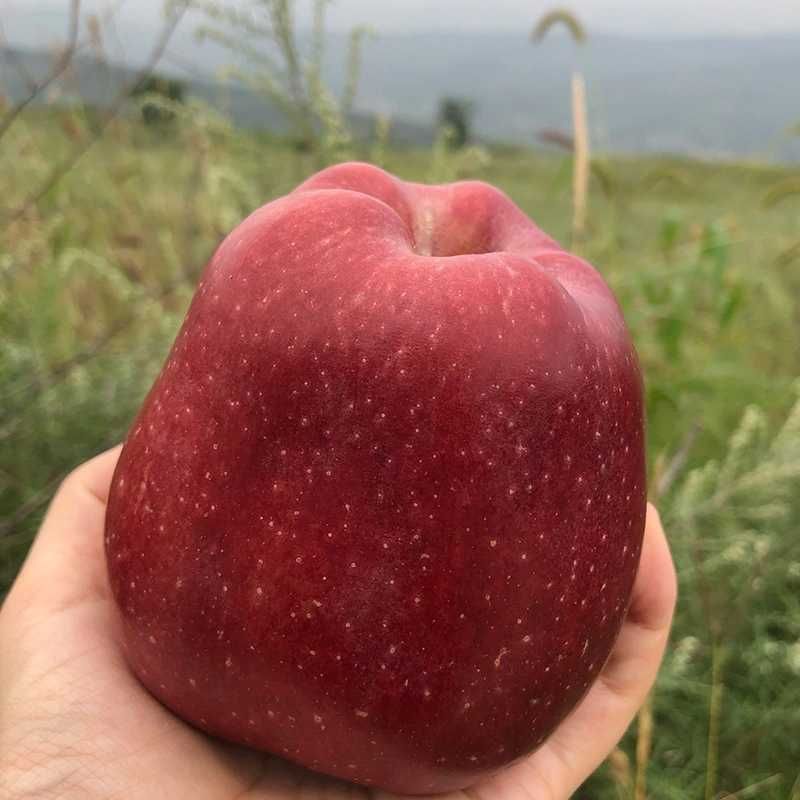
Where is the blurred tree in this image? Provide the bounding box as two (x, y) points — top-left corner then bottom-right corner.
(437, 97), (473, 150)
(131, 75), (186, 125)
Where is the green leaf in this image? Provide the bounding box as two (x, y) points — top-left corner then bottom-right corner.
(701, 222), (729, 266)
(548, 155), (573, 199)
(700, 222), (730, 289)
(718, 283), (745, 328)
(763, 176), (800, 208)
(657, 314), (685, 361)
(640, 274), (669, 306)
(659, 208), (684, 259)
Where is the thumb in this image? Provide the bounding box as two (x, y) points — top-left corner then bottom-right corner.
(2, 445), (122, 622)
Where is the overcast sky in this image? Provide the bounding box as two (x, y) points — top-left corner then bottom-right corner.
(6, 0), (800, 37)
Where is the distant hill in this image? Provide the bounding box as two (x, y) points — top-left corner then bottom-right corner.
(0, 45), (437, 147)
(3, 18), (800, 161)
(344, 32), (800, 162)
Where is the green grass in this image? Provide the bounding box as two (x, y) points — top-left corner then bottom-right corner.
(1, 106), (799, 798)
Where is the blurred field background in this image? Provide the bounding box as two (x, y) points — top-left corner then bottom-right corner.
(1, 1), (799, 798)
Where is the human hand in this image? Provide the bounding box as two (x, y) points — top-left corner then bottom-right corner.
(0, 446), (676, 799)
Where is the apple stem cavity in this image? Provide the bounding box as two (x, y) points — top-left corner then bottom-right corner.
(414, 202), (435, 257)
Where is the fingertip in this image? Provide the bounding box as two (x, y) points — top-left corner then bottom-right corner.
(628, 503), (677, 633)
(5, 445), (123, 617)
(59, 444), (123, 506)
(646, 501), (662, 528)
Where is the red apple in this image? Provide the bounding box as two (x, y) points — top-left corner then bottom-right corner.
(105, 162), (646, 794)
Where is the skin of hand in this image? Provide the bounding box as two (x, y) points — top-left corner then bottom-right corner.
(0, 446), (676, 800)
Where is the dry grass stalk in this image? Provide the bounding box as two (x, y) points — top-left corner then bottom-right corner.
(608, 747), (633, 799)
(571, 71), (589, 246)
(705, 642), (726, 800)
(634, 694), (654, 800)
(0, 0), (81, 142)
(3, 2), (190, 229)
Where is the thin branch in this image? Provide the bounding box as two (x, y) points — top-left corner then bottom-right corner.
(790, 770), (800, 800)
(0, 467), (29, 493)
(195, 26), (281, 74)
(0, 19), (38, 93)
(0, 0), (82, 143)
(716, 774), (783, 800)
(0, 277), (185, 407)
(310, 0), (328, 78)
(181, 134), (208, 278)
(269, 0), (313, 140)
(538, 128), (574, 151)
(689, 526), (723, 642)
(0, 278), (187, 537)
(656, 420), (702, 497)
(342, 26), (372, 119)
(0, 473), (64, 538)
(103, 0), (132, 64)
(3, 1), (190, 228)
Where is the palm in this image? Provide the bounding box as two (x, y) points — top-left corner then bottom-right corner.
(1, 448), (675, 800)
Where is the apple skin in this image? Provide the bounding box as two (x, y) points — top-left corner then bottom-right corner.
(105, 162), (646, 794)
